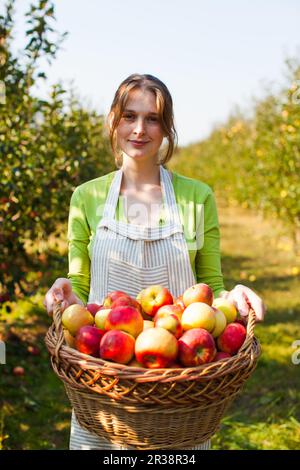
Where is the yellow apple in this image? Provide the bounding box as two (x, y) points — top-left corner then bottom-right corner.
(95, 308), (111, 330)
(210, 307), (227, 338)
(181, 302), (216, 332)
(212, 298), (237, 324)
(63, 328), (76, 348)
(136, 285), (173, 318)
(62, 304), (94, 336)
(143, 320), (154, 330)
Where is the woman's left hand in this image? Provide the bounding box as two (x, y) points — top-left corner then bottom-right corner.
(222, 284), (266, 322)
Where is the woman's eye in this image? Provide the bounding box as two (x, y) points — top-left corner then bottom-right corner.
(123, 114), (134, 120)
(122, 114), (159, 123)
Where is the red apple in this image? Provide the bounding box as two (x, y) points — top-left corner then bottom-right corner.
(136, 285), (173, 318)
(75, 325), (105, 357)
(181, 302), (216, 332)
(103, 291), (128, 307)
(100, 330), (135, 364)
(127, 358), (145, 368)
(154, 303), (184, 321)
(62, 304), (94, 336)
(214, 351), (231, 361)
(104, 305), (144, 338)
(154, 313), (183, 339)
(217, 322), (247, 355)
(174, 295), (185, 313)
(135, 327), (178, 368)
(182, 283), (214, 307)
(136, 289), (156, 320)
(86, 303), (103, 317)
(27, 345), (40, 356)
(178, 328), (216, 367)
(110, 295), (143, 315)
(13, 366), (25, 376)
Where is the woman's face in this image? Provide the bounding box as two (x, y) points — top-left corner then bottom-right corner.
(115, 88), (165, 163)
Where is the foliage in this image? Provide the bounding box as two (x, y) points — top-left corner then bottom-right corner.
(0, 1), (114, 302)
(170, 58), (300, 252)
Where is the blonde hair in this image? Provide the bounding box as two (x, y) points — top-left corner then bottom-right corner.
(107, 73), (178, 168)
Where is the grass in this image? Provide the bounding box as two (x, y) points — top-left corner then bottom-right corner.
(0, 204), (300, 450)
(211, 204), (300, 450)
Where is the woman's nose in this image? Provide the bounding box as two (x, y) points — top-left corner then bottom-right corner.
(133, 117), (146, 134)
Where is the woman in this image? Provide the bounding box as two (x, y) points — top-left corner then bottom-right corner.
(44, 73), (266, 450)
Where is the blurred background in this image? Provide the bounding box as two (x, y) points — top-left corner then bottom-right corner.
(0, 0), (299, 450)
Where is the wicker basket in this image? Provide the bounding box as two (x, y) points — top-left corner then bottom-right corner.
(45, 302), (261, 450)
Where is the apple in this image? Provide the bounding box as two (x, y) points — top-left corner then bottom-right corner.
(100, 330), (135, 364)
(154, 303), (184, 321)
(212, 298), (237, 324)
(13, 366), (25, 376)
(173, 295), (185, 313)
(143, 320), (154, 330)
(136, 285), (173, 318)
(103, 291), (128, 308)
(136, 289), (156, 320)
(214, 351), (231, 361)
(170, 362), (183, 369)
(217, 322), (247, 355)
(94, 308), (111, 330)
(210, 307), (227, 338)
(127, 358), (145, 367)
(154, 313), (183, 339)
(75, 325), (105, 357)
(178, 328), (216, 367)
(135, 327), (178, 368)
(27, 345), (40, 356)
(86, 303), (103, 317)
(104, 305), (144, 338)
(182, 283), (213, 307)
(181, 302), (216, 332)
(110, 295), (143, 315)
(63, 328), (76, 348)
(62, 304), (94, 336)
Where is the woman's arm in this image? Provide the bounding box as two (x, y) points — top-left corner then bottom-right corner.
(67, 186), (91, 305)
(194, 188), (227, 298)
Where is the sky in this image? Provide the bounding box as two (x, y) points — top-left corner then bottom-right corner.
(9, 0), (300, 146)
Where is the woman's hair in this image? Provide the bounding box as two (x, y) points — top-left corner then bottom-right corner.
(107, 73), (178, 168)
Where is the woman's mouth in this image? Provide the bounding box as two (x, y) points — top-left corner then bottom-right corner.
(129, 140), (149, 147)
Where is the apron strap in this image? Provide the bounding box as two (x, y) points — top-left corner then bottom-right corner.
(99, 165), (183, 238)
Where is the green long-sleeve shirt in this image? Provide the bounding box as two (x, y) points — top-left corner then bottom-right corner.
(67, 169), (226, 304)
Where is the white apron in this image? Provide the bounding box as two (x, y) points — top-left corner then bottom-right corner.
(69, 165), (211, 450)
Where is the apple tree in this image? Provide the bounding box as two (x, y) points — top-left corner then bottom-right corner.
(0, 0), (113, 301)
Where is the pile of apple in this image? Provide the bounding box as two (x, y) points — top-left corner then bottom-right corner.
(61, 283), (247, 369)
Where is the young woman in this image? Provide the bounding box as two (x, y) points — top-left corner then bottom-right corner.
(44, 73), (266, 450)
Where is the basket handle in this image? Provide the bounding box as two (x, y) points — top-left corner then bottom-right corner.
(52, 300), (65, 359)
(238, 307), (257, 354)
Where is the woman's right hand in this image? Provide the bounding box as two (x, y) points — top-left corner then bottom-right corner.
(43, 278), (84, 316)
